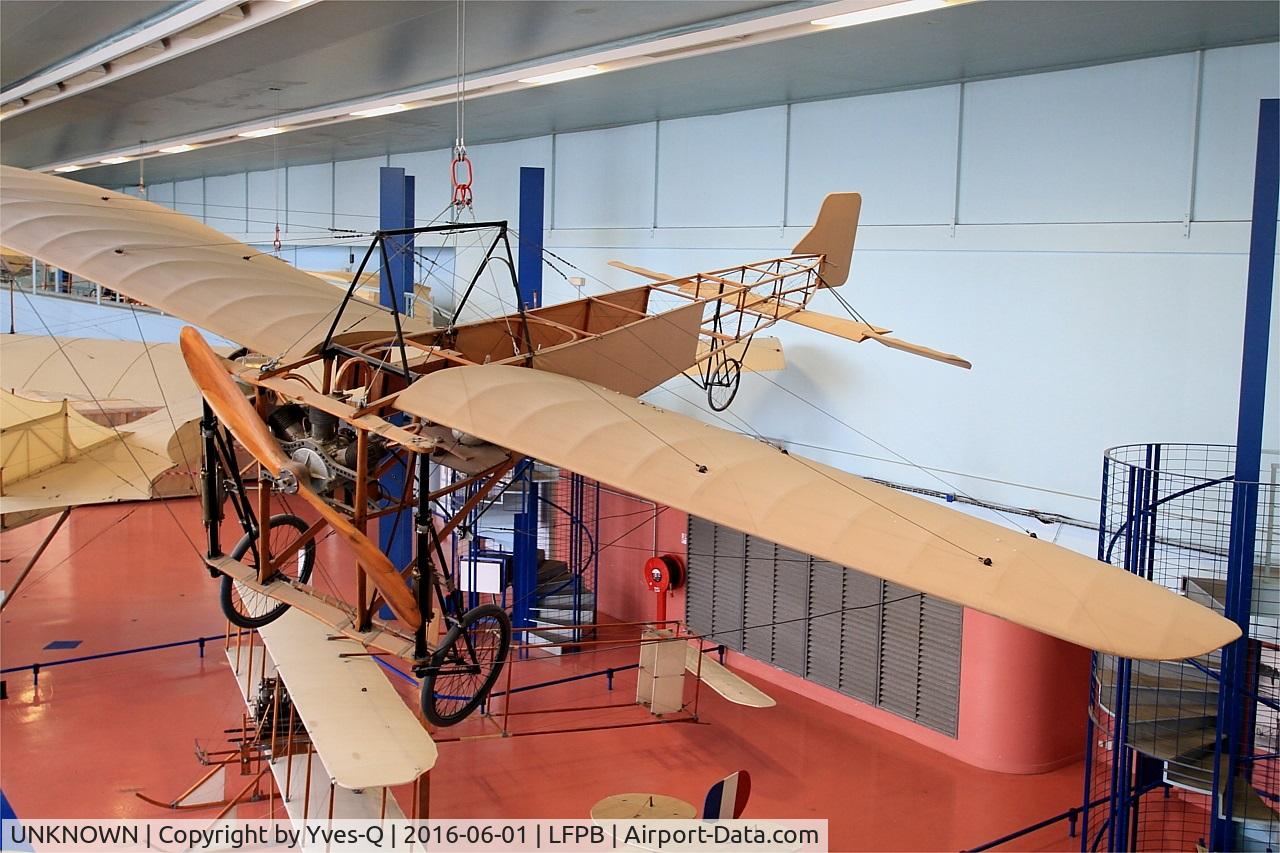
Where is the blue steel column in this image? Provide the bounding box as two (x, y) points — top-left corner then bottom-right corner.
(518, 167), (544, 310)
(1080, 454), (1113, 850)
(1210, 98), (1278, 850)
(511, 167), (545, 631)
(378, 167), (415, 609)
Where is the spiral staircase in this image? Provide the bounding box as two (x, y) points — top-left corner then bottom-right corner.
(1093, 575), (1280, 849)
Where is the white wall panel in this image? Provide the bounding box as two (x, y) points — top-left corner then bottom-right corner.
(68, 43), (1276, 524)
(147, 182), (174, 208)
(1194, 43), (1280, 222)
(247, 168), (286, 235)
(388, 149), (453, 225)
(788, 86), (960, 226)
(959, 54), (1198, 224)
(467, 135), (554, 226)
(333, 156), (386, 232)
(173, 178), (203, 220)
(287, 162), (333, 231)
(657, 107), (787, 227)
(204, 173), (246, 234)
(554, 123), (657, 229)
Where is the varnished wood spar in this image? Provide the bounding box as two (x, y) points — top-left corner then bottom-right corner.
(253, 387), (273, 586)
(180, 327), (422, 627)
(435, 456), (521, 540)
(266, 519), (325, 575)
(209, 554), (418, 660)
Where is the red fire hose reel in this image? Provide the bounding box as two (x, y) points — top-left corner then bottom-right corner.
(644, 554), (684, 623)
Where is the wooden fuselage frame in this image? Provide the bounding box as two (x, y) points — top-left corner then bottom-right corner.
(200, 253), (828, 667)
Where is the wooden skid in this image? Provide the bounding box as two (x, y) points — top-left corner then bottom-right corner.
(210, 555), (417, 659)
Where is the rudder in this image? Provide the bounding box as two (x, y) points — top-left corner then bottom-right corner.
(791, 192), (861, 287)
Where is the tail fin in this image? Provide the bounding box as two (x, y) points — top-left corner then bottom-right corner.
(702, 770), (751, 820)
(792, 192), (861, 287)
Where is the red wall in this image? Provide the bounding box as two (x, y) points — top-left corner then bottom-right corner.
(593, 488), (687, 626)
(590, 485), (1092, 774)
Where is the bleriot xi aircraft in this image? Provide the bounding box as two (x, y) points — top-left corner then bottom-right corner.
(0, 165), (1239, 733)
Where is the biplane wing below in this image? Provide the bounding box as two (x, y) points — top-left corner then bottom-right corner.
(0, 164), (1239, 676)
(245, 606), (438, 788)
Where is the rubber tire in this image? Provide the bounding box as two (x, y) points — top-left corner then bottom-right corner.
(420, 603), (512, 727)
(220, 513), (316, 629)
(707, 356), (742, 412)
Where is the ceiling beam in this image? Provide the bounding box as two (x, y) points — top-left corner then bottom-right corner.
(0, 0), (317, 122)
(35, 0), (965, 174)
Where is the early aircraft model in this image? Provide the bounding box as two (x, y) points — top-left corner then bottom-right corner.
(0, 166), (1241, 735)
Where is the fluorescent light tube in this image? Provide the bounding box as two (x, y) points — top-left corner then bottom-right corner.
(812, 0), (948, 29)
(518, 65), (603, 85)
(350, 103), (408, 118)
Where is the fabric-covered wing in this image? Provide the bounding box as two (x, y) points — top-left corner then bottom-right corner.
(0, 392), (201, 529)
(395, 365), (1239, 660)
(225, 604), (436, 789)
(0, 166), (428, 358)
(0, 334), (210, 410)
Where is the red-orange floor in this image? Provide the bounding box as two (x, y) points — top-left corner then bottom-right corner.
(2, 500), (1089, 851)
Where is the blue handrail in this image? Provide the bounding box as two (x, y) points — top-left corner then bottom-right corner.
(1, 634), (222, 687)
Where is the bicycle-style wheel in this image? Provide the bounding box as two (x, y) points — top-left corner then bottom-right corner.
(220, 513), (315, 629)
(420, 603), (512, 726)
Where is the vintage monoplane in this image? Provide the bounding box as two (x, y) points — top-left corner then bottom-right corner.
(0, 165), (1239, 742)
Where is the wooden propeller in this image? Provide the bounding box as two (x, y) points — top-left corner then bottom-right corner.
(179, 327), (422, 627)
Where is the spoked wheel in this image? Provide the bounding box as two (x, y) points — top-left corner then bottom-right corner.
(706, 355), (742, 412)
(420, 603), (512, 727)
(220, 513), (315, 629)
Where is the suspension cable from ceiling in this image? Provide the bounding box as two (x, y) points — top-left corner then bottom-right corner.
(450, 0), (474, 218)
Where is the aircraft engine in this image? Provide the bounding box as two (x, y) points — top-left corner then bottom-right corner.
(267, 403), (385, 497)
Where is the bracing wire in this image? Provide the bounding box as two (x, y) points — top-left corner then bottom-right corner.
(508, 225), (1037, 536)
(13, 289), (206, 561)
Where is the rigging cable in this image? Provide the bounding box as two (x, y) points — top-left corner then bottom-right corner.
(450, 0), (473, 216)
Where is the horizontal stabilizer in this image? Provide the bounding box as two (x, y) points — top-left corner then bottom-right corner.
(867, 332), (972, 369)
(608, 260), (675, 282)
(739, 301), (971, 370)
(778, 309), (971, 369)
(686, 337), (785, 377)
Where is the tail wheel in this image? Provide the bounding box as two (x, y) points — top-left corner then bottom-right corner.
(706, 355), (742, 412)
(420, 603), (512, 727)
(220, 513), (315, 629)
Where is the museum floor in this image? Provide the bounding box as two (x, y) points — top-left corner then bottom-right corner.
(1, 500), (1095, 851)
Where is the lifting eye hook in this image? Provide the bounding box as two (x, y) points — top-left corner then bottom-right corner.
(451, 150), (473, 208)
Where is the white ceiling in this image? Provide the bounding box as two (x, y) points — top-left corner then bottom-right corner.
(2, 0), (1276, 186)
(1, 0), (183, 85)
